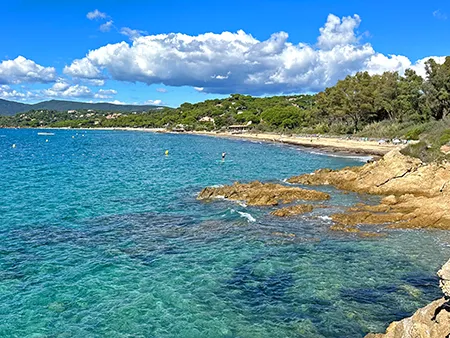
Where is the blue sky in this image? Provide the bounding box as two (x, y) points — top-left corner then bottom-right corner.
(1, 0), (449, 107)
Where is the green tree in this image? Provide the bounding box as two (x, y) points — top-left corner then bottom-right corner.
(423, 57), (450, 120)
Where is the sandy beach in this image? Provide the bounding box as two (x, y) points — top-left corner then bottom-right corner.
(187, 131), (407, 157)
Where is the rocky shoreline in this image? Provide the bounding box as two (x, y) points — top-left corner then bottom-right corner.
(365, 259), (450, 337)
(198, 149), (450, 336)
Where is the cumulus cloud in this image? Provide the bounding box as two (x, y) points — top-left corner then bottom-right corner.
(83, 79), (105, 86)
(108, 100), (126, 105)
(63, 58), (104, 79)
(156, 88), (167, 93)
(42, 81), (117, 99)
(0, 85), (36, 100)
(0, 56), (56, 84)
(317, 14), (361, 49)
(64, 14), (446, 95)
(120, 27), (148, 40)
(100, 20), (114, 32)
(145, 99), (163, 105)
(87, 9), (107, 20)
(94, 88), (117, 99)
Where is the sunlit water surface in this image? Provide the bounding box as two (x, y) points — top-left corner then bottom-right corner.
(1, 129), (450, 337)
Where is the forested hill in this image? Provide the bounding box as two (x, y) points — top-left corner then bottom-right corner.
(0, 99), (165, 116)
(0, 99), (30, 116)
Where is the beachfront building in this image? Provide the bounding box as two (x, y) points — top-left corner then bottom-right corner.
(228, 121), (252, 133)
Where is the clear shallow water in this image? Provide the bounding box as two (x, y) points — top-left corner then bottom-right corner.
(1, 129), (450, 337)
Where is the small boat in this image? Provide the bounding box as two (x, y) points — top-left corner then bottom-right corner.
(37, 132), (55, 136)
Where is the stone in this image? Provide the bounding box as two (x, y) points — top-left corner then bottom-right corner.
(365, 259), (450, 337)
(198, 181), (329, 206)
(438, 259), (450, 298)
(270, 204), (314, 217)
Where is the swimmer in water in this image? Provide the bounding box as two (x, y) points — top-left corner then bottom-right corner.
(222, 152), (227, 161)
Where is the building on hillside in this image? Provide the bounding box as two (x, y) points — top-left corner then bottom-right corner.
(199, 116), (215, 123)
(228, 121), (252, 133)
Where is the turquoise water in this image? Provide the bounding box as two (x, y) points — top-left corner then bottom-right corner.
(1, 129), (450, 338)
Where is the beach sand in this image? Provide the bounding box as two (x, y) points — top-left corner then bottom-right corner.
(188, 131), (407, 157)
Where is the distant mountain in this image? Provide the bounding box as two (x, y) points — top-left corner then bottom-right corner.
(0, 99), (165, 116)
(0, 99), (30, 116)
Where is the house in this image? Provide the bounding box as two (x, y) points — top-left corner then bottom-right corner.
(199, 116), (215, 123)
(228, 121), (252, 133)
(172, 124), (186, 132)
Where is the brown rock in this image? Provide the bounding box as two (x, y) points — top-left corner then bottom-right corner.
(365, 298), (450, 338)
(270, 204), (314, 217)
(288, 150), (450, 197)
(438, 259), (450, 298)
(288, 150), (450, 230)
(366, 259), (450, 338)
(331, 212), (404, 226)
(198, 181), (329, 206)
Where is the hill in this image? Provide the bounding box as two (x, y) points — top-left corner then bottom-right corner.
(0, 99), (30, 116)
(0, 99), (164, 116)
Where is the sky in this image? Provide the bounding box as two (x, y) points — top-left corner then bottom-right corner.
(0, 0), (449, 107)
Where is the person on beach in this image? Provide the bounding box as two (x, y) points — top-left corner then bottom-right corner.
(222, 152), (227, 161)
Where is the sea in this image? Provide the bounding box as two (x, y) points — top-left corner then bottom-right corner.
(1, 128), (450, 338)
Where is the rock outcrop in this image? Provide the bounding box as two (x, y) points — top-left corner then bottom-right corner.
(288, 150), (450, 197)
(366, 259), (450, 338)
(270, 204), (314, 217)
(198, 181), (329, 206)
(288, 150), (450, 230)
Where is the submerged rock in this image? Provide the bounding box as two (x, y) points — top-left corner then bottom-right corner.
(270, 204), (314, 217)
(366, 259), (450, 338)
(198, 181), (329, 206)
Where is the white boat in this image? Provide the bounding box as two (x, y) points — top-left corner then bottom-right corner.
(37, 132), (55, 136)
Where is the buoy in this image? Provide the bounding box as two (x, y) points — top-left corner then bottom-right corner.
(72, 136), (75, 139)
(12, 144), (16, 148)
(46, 139), (49, 142)
(165, 150), (169, 156)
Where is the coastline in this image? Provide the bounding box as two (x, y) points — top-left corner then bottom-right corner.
(4, 126), (407, 158)
(187, 130), (406, 158)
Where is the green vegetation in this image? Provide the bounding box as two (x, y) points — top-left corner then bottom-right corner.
(2, 57), (450, 161)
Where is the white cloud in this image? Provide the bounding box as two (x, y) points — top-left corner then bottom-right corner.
(0, 56), (56, 84)
(100, 20), (114, 32)
(120, 27), (147, 40)
(84, 79), (105, 86)
(87, 9), (107, 20)
(64, 14), (447, 95)
(0, 85), (36, 101)
(108, 100), (126, 105)
(433, 9), (448, 20)
(63, 58), (104, 79)
(145, 99), (163, 105)
(156, 88), (167, 93)
(94, 88), (117, 99)
(317, 14), (361, 49)
(409, 56), (447, 78)
(42, 81), (117, 99)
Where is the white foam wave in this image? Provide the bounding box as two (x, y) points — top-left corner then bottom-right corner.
(318, 215), (332, 221)
(237, 211), (256, 222)
(307, 150), (372, 162)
